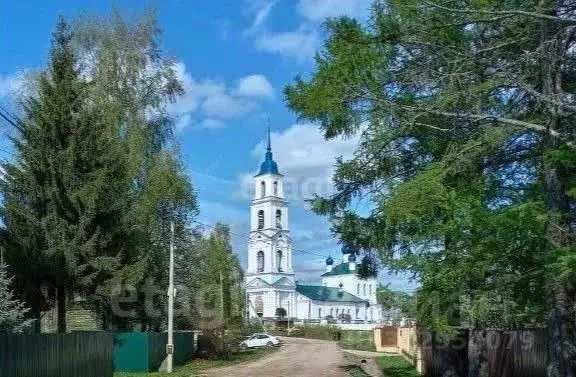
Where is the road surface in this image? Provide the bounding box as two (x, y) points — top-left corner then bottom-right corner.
(199, 337), (348, 377)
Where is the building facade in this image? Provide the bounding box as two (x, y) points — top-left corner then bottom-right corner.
(244, 131), (382, 327)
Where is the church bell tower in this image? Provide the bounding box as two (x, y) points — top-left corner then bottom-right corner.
(244, 128), (295, 319)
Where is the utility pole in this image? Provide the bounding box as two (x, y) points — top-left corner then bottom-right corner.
(166, 221), (175, 373)
(220, 270), (225, 323)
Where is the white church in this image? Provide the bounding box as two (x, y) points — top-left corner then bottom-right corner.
(244, 131), (383, 328)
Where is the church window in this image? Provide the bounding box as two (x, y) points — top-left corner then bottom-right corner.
(255, 296), (263, 317)
(357, 284), (360, 295)
(356, 307), (360, 318)
(369, 285), (372, 295)
(330, 308), (333, 316)
(363, 284), (366, 296)
(348, 309), (351, 315)
(260, 181), (266, 197)
(276, 250), (283, 272)
(336, 308), (339, 315)
(273, 181), (278, 196)
(276, 209), (282, 229)
(258, 210), (264, 229)
(257, 251), (264, 272)
(318, 308), (322, 318)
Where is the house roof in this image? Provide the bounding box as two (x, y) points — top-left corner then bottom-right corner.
(296, 284), (366, 303)
(321, 262), (355, 277)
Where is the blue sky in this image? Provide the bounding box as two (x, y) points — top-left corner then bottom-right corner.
(0, 0), (415, 292)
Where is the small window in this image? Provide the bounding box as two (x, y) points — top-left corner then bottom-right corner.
(363, 284), (366, 296)
(260, 181), (266, 197)
(356, 307), (360, 318)
(318, 308), (322, 318)
(369, 285), (372, 295)
(257, 251), (264, 272)
(258, 210), (264, 229)
(273, 181), (278, 196)
(330, 308), (333, 316)
(357, 284), (360, 295)
(336, 309), (339, 315)
(276, 209), (282, 229)
(276, 250), (283, 272)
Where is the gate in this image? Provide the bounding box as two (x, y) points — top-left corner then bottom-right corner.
(380, 326), (397, 347)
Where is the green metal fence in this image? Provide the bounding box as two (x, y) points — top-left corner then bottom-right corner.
(113, 332), (195, 373)
(0, 332), (114, 377)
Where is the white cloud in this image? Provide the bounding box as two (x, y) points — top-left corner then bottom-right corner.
(175, 113), (193, 132)
(233, 75), (274, 99)
(245, 0), (371, 61)
(240, 123), (361, 202)
(254, 27), (320, 62)
(254, 123), (359, 181)
(168, 62), (272, 132)
(296, 0), (371, 22)
(198, 118), (225, 129)
(246, 1), (276, 35)
(0, 70), (27, 101)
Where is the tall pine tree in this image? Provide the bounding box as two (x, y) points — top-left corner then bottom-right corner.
(2, 17), (128, 333)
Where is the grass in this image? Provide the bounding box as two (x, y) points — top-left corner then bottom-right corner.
(113, 347), (276, 377)
(344, 365), (370, 377)
(375, 356), (420, 377)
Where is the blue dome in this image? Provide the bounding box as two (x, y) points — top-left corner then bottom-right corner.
(342, 244), (356, 254)
(348, 253), (357, 262)
(326, 256), (334, 265)
(256, 128), (281, 176)
(258, 153), (279, 175)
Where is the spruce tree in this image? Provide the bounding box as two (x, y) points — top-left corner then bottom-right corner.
(0, 261), (34, 333)
(2, 17), (128, 333)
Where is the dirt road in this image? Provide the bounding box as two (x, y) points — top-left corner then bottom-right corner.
(199, 337), (348, 377)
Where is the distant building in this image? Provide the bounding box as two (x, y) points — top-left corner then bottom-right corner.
(244, 130), (382, 327)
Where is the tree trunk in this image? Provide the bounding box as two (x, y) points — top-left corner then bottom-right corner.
(57, 286), (66, 333)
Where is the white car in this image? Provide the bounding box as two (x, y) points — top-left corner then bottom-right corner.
(240, 333), (280, 349)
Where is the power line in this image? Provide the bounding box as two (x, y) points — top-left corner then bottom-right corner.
(192, 219), (331, 259)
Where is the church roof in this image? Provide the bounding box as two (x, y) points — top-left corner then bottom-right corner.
(321, 262), (355, 277)
(256, 127), (281, 176)
(296, 284), (366, 303)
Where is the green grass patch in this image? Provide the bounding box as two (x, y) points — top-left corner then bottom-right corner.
(113, 347), (276, 377)
(376, 356), (420, 377)
(343, 365), (369, 377)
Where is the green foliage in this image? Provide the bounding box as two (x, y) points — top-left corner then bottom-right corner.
(284, 0), (574, 341)
(0, 262), (34, 333)
(1, 12), (198, 332)
(339, 330), (376, 351)
(376, 356), (420, 377)
(377, 285), (416, 320)
(274, 324), (339, 340)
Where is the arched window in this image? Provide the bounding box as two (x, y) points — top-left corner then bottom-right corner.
(318, 308), (322, 318)
(363, 284), (366, 296)
(255, 296), (263, 317)
(257, 251), (264, 272)
(369, 285), (372, 295)
(260, 181), (266, 197)
(356, 307), (360, 318)
(357, 284), (360, 295)
(330, 308), (333, 316)
(276, 250), (283, 272)
(273, 181), (278, 196)
(347, 309), (351, 315)
(258, 210), (264, 229)
(275, 209), (282, 229)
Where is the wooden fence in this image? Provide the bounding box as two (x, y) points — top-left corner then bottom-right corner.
(421, 328), (547, 377)
(0, 332), (114, 377)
